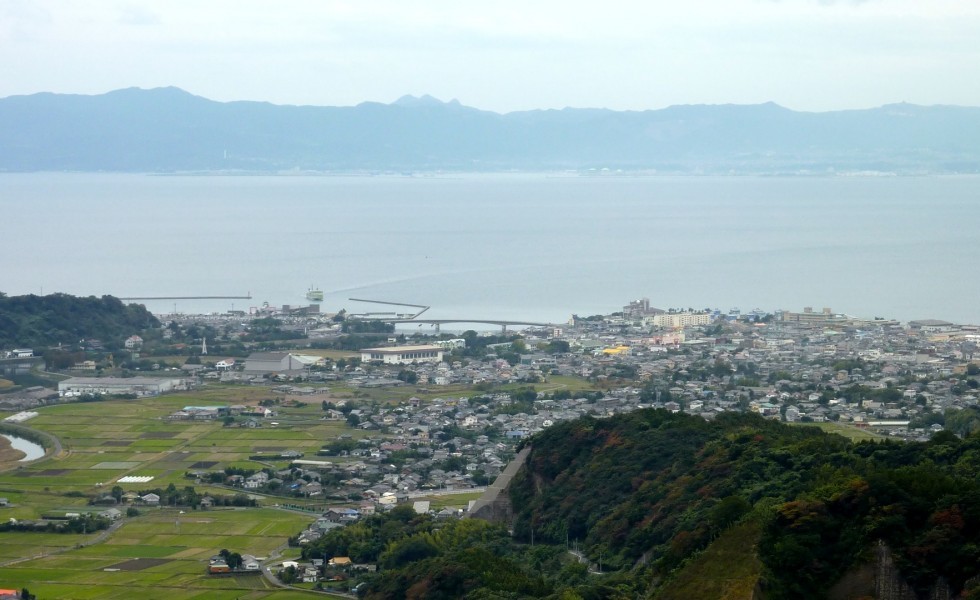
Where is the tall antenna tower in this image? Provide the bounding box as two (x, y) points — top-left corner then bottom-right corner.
(201, 337), (208, 355)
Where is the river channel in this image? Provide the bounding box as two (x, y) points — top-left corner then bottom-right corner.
(1, 434), (45, 462)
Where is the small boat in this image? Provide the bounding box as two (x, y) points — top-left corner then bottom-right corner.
(306, 287), (324, 302)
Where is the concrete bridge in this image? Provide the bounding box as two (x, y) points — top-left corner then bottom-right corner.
(348, 298), (555, 332)
(385, 318), (555, 333)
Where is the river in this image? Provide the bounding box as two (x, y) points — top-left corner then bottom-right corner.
(1, 434), (46, 462)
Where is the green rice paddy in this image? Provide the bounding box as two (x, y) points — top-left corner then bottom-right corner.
(0, 391), (365, 598)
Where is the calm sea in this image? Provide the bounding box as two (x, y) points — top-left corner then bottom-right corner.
(3, 173), (979, 326)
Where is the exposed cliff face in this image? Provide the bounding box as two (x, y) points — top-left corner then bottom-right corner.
(827, 542), (953, 600)
(468, 446), (531, 524)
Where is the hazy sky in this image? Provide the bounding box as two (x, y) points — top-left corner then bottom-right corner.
(2, 0), (978, 112)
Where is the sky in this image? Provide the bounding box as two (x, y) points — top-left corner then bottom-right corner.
(2, 0), (979, 113)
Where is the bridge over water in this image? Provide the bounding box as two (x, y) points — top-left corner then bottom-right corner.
(386, 318), (555, 332)
(348, 298), (556, 332)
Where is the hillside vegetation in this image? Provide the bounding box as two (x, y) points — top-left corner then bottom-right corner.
(0, 292), (159, 349)
(295, 408), (980, 599)
(510, 409), (980, 599)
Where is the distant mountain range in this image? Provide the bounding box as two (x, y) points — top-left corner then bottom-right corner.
(2, 87), (979, 173)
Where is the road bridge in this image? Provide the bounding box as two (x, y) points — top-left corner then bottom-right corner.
(348, 298), (554, 331)
(385, 318), (556, 333)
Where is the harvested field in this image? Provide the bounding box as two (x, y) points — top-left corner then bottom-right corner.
(189, 461), (217, 469)
(108, 557), (170, 571)
(92, 462), (140, 469)
(159, 453), (189, 463)
(140, 432), (177, 439)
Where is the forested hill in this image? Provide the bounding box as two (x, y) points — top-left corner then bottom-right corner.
(296, 409), (980, 599)
(0, 292), (159, 349)
(2, 87), (979, 173)
(509, 409), (980, 599)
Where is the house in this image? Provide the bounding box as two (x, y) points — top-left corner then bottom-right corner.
(124, 335), (144, 349)
(301, 481), (323, 496)
(208, 562), (231, 574)
(245, 472), (269, 489)
(141, 493), (160, 505)
(324, 507), (359, 522)
(329, 556), (353, 568)
(215, 359), (236, 370)
(303, 565), (320, 583)
(241, 554), (261, 571)
(101, 508), (122, 521)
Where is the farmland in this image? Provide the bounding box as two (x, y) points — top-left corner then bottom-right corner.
(0, 509), (326, 599)
(0, 368), (596, 597)
(0, 388), (371, 598)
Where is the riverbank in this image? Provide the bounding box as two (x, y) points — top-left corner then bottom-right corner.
(0, 435), (26, 464)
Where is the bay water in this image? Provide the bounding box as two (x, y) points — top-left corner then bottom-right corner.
(2, 173), (979, 325)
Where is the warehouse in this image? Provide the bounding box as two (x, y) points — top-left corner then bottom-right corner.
(58, 377), (186, 397)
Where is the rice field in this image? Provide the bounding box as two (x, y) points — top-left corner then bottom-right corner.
(0, 376), (524, 598)
(0, 391), (366, 598)
(1, 487), (330, 598)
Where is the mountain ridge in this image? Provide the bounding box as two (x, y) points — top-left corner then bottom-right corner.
(2, 86), (979, 173)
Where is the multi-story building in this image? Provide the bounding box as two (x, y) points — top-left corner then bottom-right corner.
(360, 345), (444, 365)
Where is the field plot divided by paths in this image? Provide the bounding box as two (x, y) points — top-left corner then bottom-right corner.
(0, 394), (355, 495)
(0, 509), (321, 599)
(0, 393), (366, 598)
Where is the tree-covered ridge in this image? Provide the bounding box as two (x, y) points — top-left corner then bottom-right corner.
(296, 411), (980, 598)
(0, 292), (160, 349)
(510, 409), (980, 599)
(302, 505), (576, 599)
